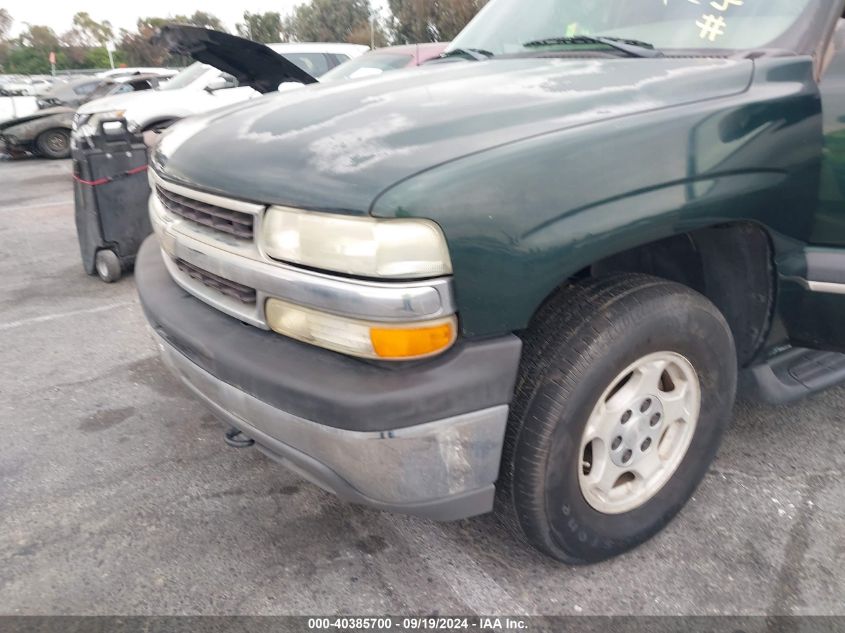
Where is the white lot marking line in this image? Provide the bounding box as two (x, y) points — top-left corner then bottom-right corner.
(0, 302), (134, 331)
(386, 515), (529, 615)
(4, 200), (72, 212)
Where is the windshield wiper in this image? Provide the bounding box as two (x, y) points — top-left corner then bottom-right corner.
(439, 47), (495, 62)
(523, 36), (664, 58)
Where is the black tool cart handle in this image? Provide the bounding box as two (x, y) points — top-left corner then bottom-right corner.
(93, 118), (139, 151)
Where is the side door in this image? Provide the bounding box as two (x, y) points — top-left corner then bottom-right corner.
(780, 13), (845, 350)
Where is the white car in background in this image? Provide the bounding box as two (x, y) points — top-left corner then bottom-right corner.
(1, 76), (54, 96)
(96, 67), (177, 79)
(74, 27), (367, 139)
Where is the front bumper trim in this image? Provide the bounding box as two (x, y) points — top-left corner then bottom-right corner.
(155, 331), (508, 521)
(149, 170), (457, 328)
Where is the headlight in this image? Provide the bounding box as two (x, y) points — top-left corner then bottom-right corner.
(265, 298), (457, 360)
(261, 207), (452, 279)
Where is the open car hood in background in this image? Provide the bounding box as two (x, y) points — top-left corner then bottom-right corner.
(153, 25), (318, 93)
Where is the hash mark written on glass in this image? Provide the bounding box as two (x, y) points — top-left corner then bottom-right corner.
(696, 14), (727, 41)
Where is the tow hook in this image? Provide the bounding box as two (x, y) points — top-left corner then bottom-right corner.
(224, 427), (255, 449)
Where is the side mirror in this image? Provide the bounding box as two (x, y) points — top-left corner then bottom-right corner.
(205, 77), (231, 93)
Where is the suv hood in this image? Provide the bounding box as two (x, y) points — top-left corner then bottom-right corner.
(153, 25), (317, 93)
(154, 57), (753, 214)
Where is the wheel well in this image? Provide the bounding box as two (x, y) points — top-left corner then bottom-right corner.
(584, 222), (775, 367)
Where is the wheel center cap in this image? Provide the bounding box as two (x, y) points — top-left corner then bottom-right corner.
(610, 395), (664, 468)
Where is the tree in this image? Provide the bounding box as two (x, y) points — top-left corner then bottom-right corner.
(71, 12), (114, 47)
(387, 0), (436, 43)
(435, 0), (488, 40)
(83, 46), (120, 68)
(0, 8), (12, 41)
(117, 19), (170, 66)
(0, 8), (12, 70)
(6, 46), (50, 73)
(17, 24), (60, 51)
(388, 0), (487, 43)
(282, 0), (384, 45)
(181, 11), (227, 32)
(58, 29), (89, 66)
(236, 11), (282, 43)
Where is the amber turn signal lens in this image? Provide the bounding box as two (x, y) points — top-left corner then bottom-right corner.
(370, 322), (456, 359)
(265, 297), (457, 361)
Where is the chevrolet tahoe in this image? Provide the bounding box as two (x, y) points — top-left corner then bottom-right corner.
(136, 0), (845, 563)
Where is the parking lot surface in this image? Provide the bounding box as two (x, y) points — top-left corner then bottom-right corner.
(0, 158), (843, 616)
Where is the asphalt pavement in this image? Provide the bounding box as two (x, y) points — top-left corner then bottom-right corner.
(0, 158), (843, 616)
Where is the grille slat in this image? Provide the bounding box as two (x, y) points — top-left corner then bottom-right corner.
(157, 185), (254, 240)
(175, 259), (257, 305)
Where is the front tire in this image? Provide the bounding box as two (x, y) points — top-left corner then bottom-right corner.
(498, 274), (737, 563)
(35, 128), (71, 159)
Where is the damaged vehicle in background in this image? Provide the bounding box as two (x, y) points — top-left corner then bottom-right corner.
(37, 72), (175, 110)
(1, 74), (174, 159)
(73, 26), (365, 141)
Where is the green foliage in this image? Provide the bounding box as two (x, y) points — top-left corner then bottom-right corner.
(0, 0), (489, 73)
(118, 22), (170, 67)
(72, 12), (114, 46)
(83, 47), (113, 69)
(282, 0), (385, 45)
(388, 0), (488, 43)
(5, 24), (58, 73)
(181, 11), (228, 32)
(6, 46), (50, 73)
(236, 11), (283, 44)
(17, 24), (59, 51)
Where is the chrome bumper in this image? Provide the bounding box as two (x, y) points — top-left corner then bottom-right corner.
(154, 332), (509, 520)
(148, 170), (456, 330)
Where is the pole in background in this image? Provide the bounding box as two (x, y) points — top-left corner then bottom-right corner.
(49, 51), (56, 77)
(370, 15), (375, 49)
(106, 40), (116, 69)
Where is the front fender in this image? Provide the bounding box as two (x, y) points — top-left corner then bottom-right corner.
(372, 58), (822, 338)
(5, 112), (74, 141)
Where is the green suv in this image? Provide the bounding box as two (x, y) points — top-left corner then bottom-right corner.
(136, 0), (845, 563)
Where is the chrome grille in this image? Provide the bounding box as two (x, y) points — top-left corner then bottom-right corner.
(175, 259), (256, 305)
(156, 185), (254, 240)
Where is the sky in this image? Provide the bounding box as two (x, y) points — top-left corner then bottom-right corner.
(1, 0), (391, 37)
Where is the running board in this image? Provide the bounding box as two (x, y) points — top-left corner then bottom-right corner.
(740, 347), (845, 405)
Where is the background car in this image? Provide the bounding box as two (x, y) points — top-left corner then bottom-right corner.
(320, 42), (450, 82)
(0, 76), (54, 96)
(34, 77), (110, 110)
(74, 27), (366, 139)
(96, 67), (176, 79)
(37, 74), (171, 110)
(1, 74), (171, 159)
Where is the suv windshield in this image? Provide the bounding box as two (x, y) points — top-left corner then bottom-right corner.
(450, 0), (818, 56)
(159, 62), (211, 90)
